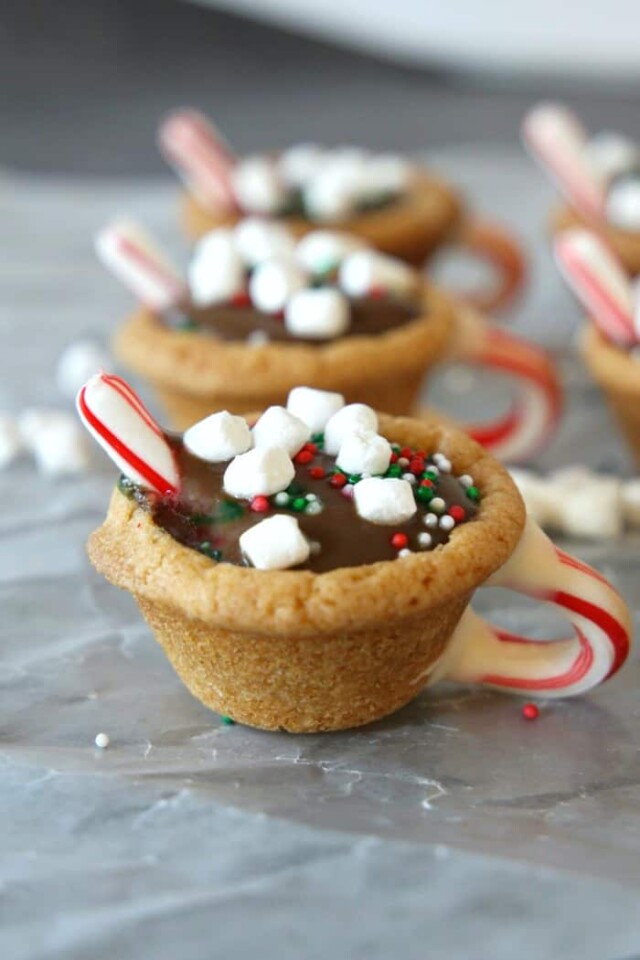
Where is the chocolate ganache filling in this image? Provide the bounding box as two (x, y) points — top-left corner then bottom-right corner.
(119, 435), (479, 574)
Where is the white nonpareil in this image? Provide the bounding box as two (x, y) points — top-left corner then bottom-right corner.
(284, 288), (350, 339)
(251, 406), (310, 457)
(353, 477), (417, 525)
(295, 230), (365, 274)
(249, 259), (307, 314)
(286, 387), (345, 434)
(184, 411), (252, 462)
(223, 446), (294, 498)
(231, 157), (288, 215)
(239, 514), (310, 570)
(339, 250), (416, 298)
(188, 229), (245, 306)
(323, 403), (378, 455)
(336, 430), (391, 476)
(233, 218), (296, 267)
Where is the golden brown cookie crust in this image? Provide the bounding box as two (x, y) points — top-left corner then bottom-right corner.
(551, 204), (640, 275)
(181, 172), (464, 266)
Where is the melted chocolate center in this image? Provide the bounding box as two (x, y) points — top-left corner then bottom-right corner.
(121, 436), (479, 573)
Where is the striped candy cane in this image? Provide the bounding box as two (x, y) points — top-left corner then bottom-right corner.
(96, 220), (186, 313)
(522, 103), (606, 222)
(554, 229), (637, 346)
(159, 109), (238, 212)
(77, 373), (180, 496)
(433, 517), (631, 697)
(447, 308), (563, 465)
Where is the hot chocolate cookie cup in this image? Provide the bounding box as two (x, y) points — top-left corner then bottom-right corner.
(114, 283), (453, 431)
(88, 413), (525, 733)
(551, 204), (640, 276)
(580, 324), (640, 466)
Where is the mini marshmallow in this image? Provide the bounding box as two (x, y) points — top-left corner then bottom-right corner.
(56, 340), (111, 399)
(606, 176), (640, 231)
(303, 159), (366, 222)
(249, 259), (307, 314)
(353, 477), (417, 525)
(295, 230), (365, 274)
(285, 288), (350, 339)
(360, 154), (410, 195)
(324, 403), (378, 455)
(0, 414), (22, 469)
(31, 416), (91, 477)
(286, 386), (345, 434)
(339, 250), (416, 298)
(231, 156), (288, 215)
(233, 218), (296, 267)
(548, 467), (623, 539)
(224, 446), (294, 498)
(508, 468), (557, 527)
(239, 513), (310, 570)
(251, 406), (310, 456)
(184, 411), (252, 462)
(277, 143), (326, 187)
(587, 133), (639, 181)
(336, 430), (391, 476)
(19, 408), (80, 451)
(622, 479), (640, 527)
(188, 229), (245, 306)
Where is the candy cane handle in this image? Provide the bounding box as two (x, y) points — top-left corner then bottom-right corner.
(434, 517), (631, 697)
(451, 217), (526, 314)
(444, 307), (563, 464)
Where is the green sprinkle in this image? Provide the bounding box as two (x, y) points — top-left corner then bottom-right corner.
(391, 443), (401, 453)
(416, 486), (434, 503)
(214, 500), (245, 523)
(287, 481), (304, 496)
(292, 497), (307, 512)
(466, 486), (480, 501)
(311, 433), (325, 448)
(386, 464), (402, 478)
(221, 715), (236, 726)
(117, 475), (137, 499)
(199, 541), (222, 561)
(348, 474), (361, 485)
(423, 470), (439, 482)
(190, 512), (215, 525)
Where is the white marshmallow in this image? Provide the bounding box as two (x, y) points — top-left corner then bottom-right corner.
(606, 177), (640, 231)
(251, 406), (310, 457)
(0, 414), (22, 469)
(231, 157), (288, 215)
(295, 230), (365, 274)
(188, 230), (245, 306)
(339, 250), (416, 298)
(31, 416), (91, 477)
(277, 143), (326, 187)
(622, 479), (640, 527)
(324, 403), (378, 455)
(249, 259), (307, 314)
(285, 288), (350, 340)
(56, 340), (111, 399)
(587, 132), (639, 181)
(508, 468), (557, 527)
(233, 218), (296, 267)
(360, 154), (410, 196)
(223, 446), (294, 498)
(19, 408), (79, 451)
(184, 411), (252, 462)
(336, 430), (391, 476)
(549, 467), (623, 539)
(239, 514), (310, 570)
(286, 387), (345, 434)
(303, 162), (364, 222)
(353, 477), (417, 525)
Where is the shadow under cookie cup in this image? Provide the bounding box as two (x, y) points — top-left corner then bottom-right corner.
(580, 324), (640, 467)
(87, 412), (525, 733)
(114, 283), (454, 431)
(180, 172), (463, 267)
(551, 204), (640, 276)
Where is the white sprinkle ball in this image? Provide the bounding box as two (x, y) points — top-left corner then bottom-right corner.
(246, 330), (270, 347)
(305, 500), (324, 515)
(433, 454), (452, 473)
(402, 472), (416, 484)
(274, 491), (290, 506)
(397, 548), (412, 559)
(94, 733), (110, 749)
(458, 474), (473, 488)
(430, 497), (446, 514)
(398, 457), (410, 468)
(417, 532), (432, 548)
(439, 515), (455, 531)
(423, 513), (438, 529)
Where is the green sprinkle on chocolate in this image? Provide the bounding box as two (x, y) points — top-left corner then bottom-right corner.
(117, 475), (137, 499)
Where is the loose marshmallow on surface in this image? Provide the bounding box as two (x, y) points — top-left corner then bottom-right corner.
(622, 479), (640, 527)
(606, 177), (640, 231)
(56, 340), (111, 399)
(587, 133), (639, 182)
(251, 406), (310, 457)
(547, 467), (623, 539)
(231, 157), (288, 215)
(508, 468), (558, 527)
(336, 430), (391, 476)
(277, 143), (326, 188)
(361, 154), (411, 195)
(224, 446), (294, 498)
(0, 414), (22, 469)
(323, 403), (378, 455)
(249, 259), (307, 314)
(240, 514), (310, 570)
(284, 288), (350, 340)
(295, 230), (365, 274)
(184, 411), (252, 462)
(303, 159), (366, 222)
(31, 416), (91, 477)
(353, 477), (417, 525)
(286, 387), (345, 435)
(233, 218), (296, 267)
(188, 230), (245, 306)
(339, 250), (416, 298)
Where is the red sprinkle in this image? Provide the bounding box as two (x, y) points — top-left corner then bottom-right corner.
(449, 505), (466, 523)
(390, 452), (398, 463)
(231, 290), (251, 307)
(303, 442), (318, 454)
(410, 457), (425, 475)
(294, 449), (314, 465)
(250, 496), (270, 513)
(309, 466), (326, 480)
(370, 284), (386, 299)
(522, 703), (539, 721)
(420, 478), (434, 489)
(330, 472), (347, 488)
(400, 447), (413, 460)
(390, 532), (409, 550)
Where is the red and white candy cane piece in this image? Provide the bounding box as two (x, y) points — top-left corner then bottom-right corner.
(77, 373), (180, 496)
(96, 220), (186, 312)
(158, 109), (238, 212)
(554, 229), (637, 347)
(522, 103), (606, 221)
(448, 308), (563, 465)
(432, 517), (631, 697)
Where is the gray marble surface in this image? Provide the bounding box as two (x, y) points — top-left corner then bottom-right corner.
(2, 151), (640, 960)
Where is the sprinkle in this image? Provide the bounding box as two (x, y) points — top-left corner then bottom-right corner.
(402, 472), (417, 484)
(232, 290), (252, 307)
(416, 485), (434, 503)
(330, 472), (347, 488)
(521, 703), (539, 721)
(292, 496), (307, 511)
(434, 454), (452, 473)
(458, 474), (473, 488)
(400, 448), (412, 459)
(410, 457), (425, 475)
(386, 464), (402, 478)
(309, 539), (322, 554)
(94, 733), (110, 749)
(370, 284), (387, 299)
(294, 449), (314, 465)
(424, 466), (439, 478)
(398, 457), (410, 468)
(309, 466), (326, 479)
(430, 497), (446, 514)
(449, 505), (466, 523)
(466, 486), (480, 501)
(303, 442), (318, 454)
(423, 513), (438, 529)
(397, 548), (412, 558)
(221, 715), (236, 726)
(417, 532), (432, 548)
(305, 500), (324, 515)
(341, 483), (354, 498)
(439, 515), (455, 531)
(250, 495), (270, 513)
(274, 491), (290, 506)
(390, 452), (398, 463)
(305, 492), (318, 501)
(391, 532), (409, 550)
